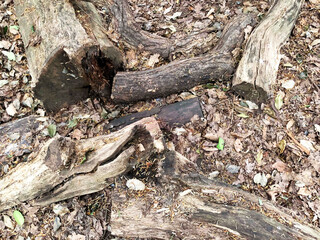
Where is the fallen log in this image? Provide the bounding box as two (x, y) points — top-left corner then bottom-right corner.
(14, 0), (123, 111)
(105, 97), (203, 130)
(232, 0), (304, 103)
(1, 116), (319, 238)
(100, 0), (220, 59)
(111, 14), (255, 103)
(0, 117), (164, 211)
(111, 151), (320, 240)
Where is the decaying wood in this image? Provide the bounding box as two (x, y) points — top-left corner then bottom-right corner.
(111, 150), (320, 240)
(1, 116), (319, 238)
(104, 0), (172, 58)
(101, 0), (219, 59)
(14, 0), (123, 111)
(0, 117), (163, 211)
(105, 97), (203, 130)
(232, 0), (304, 103)
(111, 14), (255, 103)
(0, 115), (46, 163)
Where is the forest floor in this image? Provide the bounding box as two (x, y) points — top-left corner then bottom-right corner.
(0, 0), (319, 239)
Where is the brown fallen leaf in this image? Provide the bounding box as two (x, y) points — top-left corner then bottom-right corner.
(234, 138), (243, 152)
(70, 129), (84, 140)
(146, 53), (160, 68)
(272, 161), (288, 173)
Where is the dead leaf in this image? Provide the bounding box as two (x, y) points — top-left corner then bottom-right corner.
(146, 54), (160, 68)
(126, 50), (138, 69)
(6, 103), (17, 116)
(70, 129), (84, 140)
(272, 161), (288, 173)
(298, 187), (312, 196)
(234, 139), (243, 152)
(256, 150), (263, 166)
(286, 119), (295, 130)
(278, 139), (286, 153)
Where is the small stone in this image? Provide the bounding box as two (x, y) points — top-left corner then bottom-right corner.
(226, 165), (240, 174)
(281, 80), (295, 89)
(212, 22), (222, 31)
(208, 171), (219, 179)
(53, 217), (61, 232)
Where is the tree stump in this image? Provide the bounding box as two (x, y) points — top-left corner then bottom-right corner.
(14, 0), (123, 111)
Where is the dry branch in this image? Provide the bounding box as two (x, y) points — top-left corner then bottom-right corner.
(14, 0), (123, 111)
(111, 14), (255, 103)
(232, 0), (304, 103)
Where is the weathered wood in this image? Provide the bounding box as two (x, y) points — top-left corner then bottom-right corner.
(0, 117), (163, 211)
(0, 115), (46, 163)
(232, 0), (304, 103)
(105, 0), (172, 58)
(100, 0), (219, 59)
(111, 14), (255, 103)
(14, 0), (123, 111)
(111, 151), (320, 240)
(105, 97), (203, 130)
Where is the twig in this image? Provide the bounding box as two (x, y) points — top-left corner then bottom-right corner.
(286, 130), (310, 155)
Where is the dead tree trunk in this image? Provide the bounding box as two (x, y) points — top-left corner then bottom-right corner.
(232, 0), (304, 103)
(14, 0), (123, 111)
(111, 14), (255, 103)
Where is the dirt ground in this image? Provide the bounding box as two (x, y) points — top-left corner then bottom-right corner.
(0, 0), (319, 239)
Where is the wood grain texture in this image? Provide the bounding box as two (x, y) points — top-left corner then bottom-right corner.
(232, 0), (304, 103)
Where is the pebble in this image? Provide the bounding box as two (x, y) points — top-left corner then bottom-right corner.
(226, 165), (240, 174)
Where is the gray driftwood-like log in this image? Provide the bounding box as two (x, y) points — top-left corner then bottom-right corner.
(232, 0), (304, 103)
(111, 151), (320, 240)
(111, 14), (255, 103)
(0, 117), (164, 211)
(105, 97), (203, 130)
(14, 0), (123, 111)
